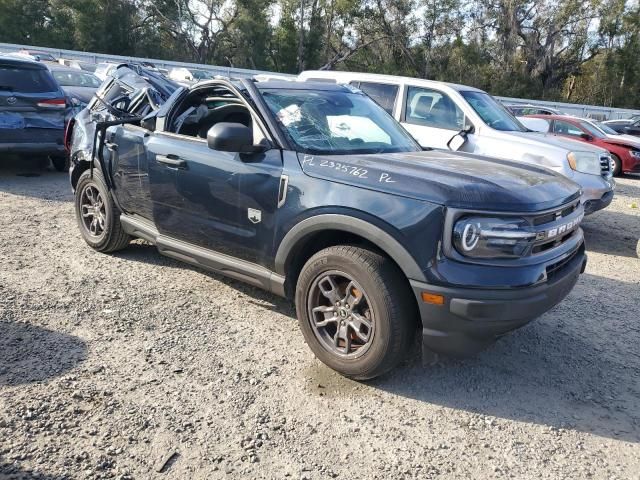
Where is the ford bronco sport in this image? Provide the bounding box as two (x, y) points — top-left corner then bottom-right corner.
(67, 66), (587, 379)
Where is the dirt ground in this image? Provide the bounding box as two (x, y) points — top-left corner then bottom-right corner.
(0, 157), (639, 480)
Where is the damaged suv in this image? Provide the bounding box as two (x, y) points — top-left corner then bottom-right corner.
(67, 66), (587, 379)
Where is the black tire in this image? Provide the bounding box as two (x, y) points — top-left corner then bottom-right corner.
(74, 169), (131, 253)
(50, 155), (69, 172)
(610, 153), (622, 177)
(295, 245), (417, 380)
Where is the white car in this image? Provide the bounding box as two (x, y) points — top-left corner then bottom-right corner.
(298, 70), (614, 214)
(94, 63), (119, 81)
(168, 67), (215, 84)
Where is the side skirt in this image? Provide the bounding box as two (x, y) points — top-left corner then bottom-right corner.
(120, 214), (286, 297)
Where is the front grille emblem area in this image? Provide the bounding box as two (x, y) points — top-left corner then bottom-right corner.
(6, 96), (17, 105)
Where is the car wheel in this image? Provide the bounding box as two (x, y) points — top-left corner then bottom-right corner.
(50, 155), (69, 172)
(74, 169), (131, 253)
(295, 245), (417, 380)
(610, 154), (622, 177)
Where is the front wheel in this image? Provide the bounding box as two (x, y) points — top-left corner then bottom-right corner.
(74, 169), (131, 252)
(610, 154), (622, 177)
(295, 245), (417, 380)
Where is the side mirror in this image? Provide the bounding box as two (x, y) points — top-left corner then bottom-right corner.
(140, 115), (156, 132)
(580, 133), (593, 141)
(447, 126), (473, 151)
(207, 123), (266, 154)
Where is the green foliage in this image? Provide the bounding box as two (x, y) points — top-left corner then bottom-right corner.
(1, 0), (639, 108)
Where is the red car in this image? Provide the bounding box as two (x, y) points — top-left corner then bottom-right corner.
(526, 114), (640, 176)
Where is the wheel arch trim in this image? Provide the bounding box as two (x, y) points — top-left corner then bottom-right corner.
(275, 214), (426, 281)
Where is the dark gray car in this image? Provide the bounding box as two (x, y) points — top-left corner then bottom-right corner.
(49, 65), (101, 115)
(0, 56), (68, 170)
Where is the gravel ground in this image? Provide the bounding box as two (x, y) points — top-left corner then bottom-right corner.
(0, 157), (639, 480)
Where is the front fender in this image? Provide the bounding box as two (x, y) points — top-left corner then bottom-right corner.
(274, 213), (427, 282)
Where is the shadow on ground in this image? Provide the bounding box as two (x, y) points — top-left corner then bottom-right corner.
(582, 209), (640, 258)
(0, 462), (67, 480)
(614, 174), (640, 199)
(112, 242), (296, 318)
(0, 321), (87, 386)
(111, 240), (640, 443)
(306, 273), (640, 443)
(0, 155), (71, 203)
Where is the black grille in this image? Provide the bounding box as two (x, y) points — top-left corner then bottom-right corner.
(546, 248), (579, 279)
(529, 200), (583, 256)
(600, 155), (611, 176)
(532, 202), (578, 226)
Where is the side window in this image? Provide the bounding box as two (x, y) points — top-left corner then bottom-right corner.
(356, 82), (398, 115)
(168, 86), (262, 142)
(404, 86), (464, 131)
(552, 120), (583, 137)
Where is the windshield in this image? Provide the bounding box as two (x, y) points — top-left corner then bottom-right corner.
(596, 121), (619, 135)
(579, 121), (606, 139)
(260, 87), (421, 155)
(461, 91), (527, 132)
(52, 70), (101, 88)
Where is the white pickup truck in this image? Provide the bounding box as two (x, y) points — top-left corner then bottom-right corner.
(298, 71), (615, 214)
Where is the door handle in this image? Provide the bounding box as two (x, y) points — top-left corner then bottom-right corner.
(157, 154), (187, 169)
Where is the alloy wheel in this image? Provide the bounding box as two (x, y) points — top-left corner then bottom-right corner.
(80, 184), (106, 237)
(307, 271), (375, 358)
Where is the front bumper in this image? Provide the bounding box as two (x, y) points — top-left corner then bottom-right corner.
(584, 189), (614, 215)
(575, 172), (614, 215)
(411, 244), (587, 356)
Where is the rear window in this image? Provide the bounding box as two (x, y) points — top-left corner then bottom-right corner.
(52, 70), (101, 88)
(0, 66), (58, 93)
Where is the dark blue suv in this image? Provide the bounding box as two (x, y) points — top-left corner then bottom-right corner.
(67, 66), (587, 379)
(0, 56), (68, 170)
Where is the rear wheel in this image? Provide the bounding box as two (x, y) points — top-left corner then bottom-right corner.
(74, 169), (130, 252)
(295, 245), (417, 380)
(610, 154), (622, 177)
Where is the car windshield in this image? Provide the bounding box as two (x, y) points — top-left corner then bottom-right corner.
(260, 87), (421, 155)
(52, 70), (101, 88)
(596, 121), (619, 135)
(579, 121), (606, 138)
(461, 91), (528, 132)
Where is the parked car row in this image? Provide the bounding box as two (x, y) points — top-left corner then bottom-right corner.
(518, 114), (640, 176)
(298, 71), (615, 215)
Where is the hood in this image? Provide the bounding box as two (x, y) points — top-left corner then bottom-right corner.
(508, 131), (608, 154)
(298, 150), (581, 212)
(604, 135), (640, 149)
(62, 86), (97, 104)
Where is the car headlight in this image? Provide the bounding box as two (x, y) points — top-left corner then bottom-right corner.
(452, 216), (536, 258)
(567, 151), (601, 175)
(630, 150), (640, 159)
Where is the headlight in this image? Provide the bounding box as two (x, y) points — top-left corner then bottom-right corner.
(567, 151), (601, 175)
(630, 150), (640, 159)
(453, 216), (536, 258)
